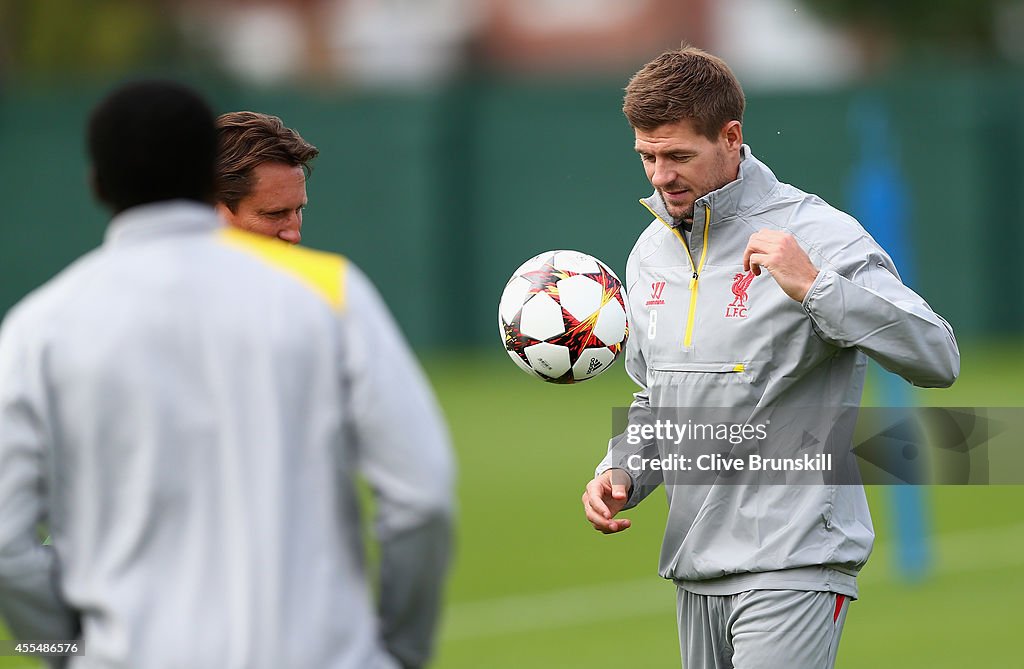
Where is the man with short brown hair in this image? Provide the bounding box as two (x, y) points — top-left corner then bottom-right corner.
(581, 46), (959, 669)
(215, 111), (319, 244)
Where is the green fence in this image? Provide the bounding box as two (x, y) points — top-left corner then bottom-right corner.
(2, 70), (1021, 347)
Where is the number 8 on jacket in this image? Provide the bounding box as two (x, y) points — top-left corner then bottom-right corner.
(498, 250), (629, 384)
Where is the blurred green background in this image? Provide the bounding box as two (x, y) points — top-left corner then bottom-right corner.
(2, 0), (1023, 667)
(2, 75), (1024, 344)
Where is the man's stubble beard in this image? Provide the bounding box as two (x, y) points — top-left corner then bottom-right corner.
(676, 150), (733, 226)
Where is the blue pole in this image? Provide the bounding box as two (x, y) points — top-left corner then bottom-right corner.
(847, 97), (930, 582)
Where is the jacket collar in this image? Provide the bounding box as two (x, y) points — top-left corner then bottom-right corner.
(640, 145), (780, 228)
(104, 200), (223, 246)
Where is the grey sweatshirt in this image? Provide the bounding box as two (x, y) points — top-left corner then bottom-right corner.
(0, 201), (454, 668)
(598, 146), (958, 598)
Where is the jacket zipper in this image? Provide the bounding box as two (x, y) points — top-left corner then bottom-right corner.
(642, 201), (712, 348)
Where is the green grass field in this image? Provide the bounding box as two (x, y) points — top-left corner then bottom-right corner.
(2, 339), (1022, 668)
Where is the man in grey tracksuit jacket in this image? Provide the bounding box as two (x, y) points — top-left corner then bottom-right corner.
(598, 145), (958, 667)
(600, 141), (959, 583)
(583, 47), (959, 669)
(0, 82), (453, 669)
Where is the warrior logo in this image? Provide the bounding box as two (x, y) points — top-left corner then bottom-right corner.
(645, 281), (666, 306)
(726, 271), (755, 318)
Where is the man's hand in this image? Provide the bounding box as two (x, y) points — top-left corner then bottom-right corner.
(582, 468), (633, 534)
(742, 231), (820, 303)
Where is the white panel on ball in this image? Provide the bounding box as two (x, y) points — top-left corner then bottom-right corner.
(511, 251), (555, 277)
(524, 342), (572, 379)
(571, 347), (617, 381)
(498, 276), (532, 324)
(593, 298), (627, 346)
(505, 349), (541, 378)
(557, 275), (602, 322)
(552, 250), (600, 275)
(518, 292), (566, 341)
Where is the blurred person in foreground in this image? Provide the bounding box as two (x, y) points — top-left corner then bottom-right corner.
(0, 80), (453, 669)
(581, 46), (959, 669)
(215, 110), (318, 244)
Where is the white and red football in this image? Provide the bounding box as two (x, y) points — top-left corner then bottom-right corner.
(498, 250), (629, 384)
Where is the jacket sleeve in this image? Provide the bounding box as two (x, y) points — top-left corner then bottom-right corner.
(801, 239), (960, 388)
(339, 263), (455, 669)
(0, 310), (79, 641)
(594, 264), (663, 509)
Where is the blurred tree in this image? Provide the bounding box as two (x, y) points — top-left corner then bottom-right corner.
(0, 1), (12, 83)
(480, 0), (712, 75)
(176, 0), (337, 85)
(1, 0), (181, 80)
(801, 0), (1005, 67)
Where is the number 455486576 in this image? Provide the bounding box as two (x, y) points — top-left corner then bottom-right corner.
(3, 641), (81, 657)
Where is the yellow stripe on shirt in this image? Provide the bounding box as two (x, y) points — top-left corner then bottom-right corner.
(217, 228), (347, 311)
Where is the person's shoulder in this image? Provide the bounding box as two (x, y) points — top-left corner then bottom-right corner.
(754, 183), (872, 265)
(2, 248), (107, 333)
(629, 218), (672, 262)
(215, 228), (350, 311)
(624, 219), (672, 286)
(217, 227), (347, 266)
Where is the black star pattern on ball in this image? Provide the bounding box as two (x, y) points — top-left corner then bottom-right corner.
(517, 262), (570, 300)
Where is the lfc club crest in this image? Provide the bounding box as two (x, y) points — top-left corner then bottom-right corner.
(726, 271), (755, 318)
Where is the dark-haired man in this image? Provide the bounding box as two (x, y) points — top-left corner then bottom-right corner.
(580, 47), (959, 669)
(215, 110), (318, 244)
(0, 81), (454, 669)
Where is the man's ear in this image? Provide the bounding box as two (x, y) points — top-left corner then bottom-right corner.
(722, 120), (743, 150)
(214, 202), (235, 224)
(88, 166), (109, 206)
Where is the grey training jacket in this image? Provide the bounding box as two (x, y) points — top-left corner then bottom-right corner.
(0, 202), (455, 668)
(597, 146), (959, 598)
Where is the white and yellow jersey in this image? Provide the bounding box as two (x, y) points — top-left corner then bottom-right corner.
(0, 201), (454, 669)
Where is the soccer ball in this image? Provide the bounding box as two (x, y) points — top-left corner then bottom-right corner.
(498, 250), (629, 383)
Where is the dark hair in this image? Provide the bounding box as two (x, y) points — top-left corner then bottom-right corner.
(88, 80), (216, 212)
(623, 46), (745, 140)
(214, 112), (319, 212)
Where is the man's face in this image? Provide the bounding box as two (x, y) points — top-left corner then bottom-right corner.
(217, 161), (307, 244)
(634, 119), (742, 225)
